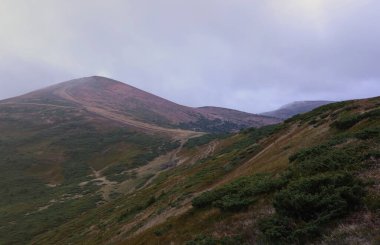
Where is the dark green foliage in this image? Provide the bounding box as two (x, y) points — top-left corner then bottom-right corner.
(241, 124), (284, 139)
(355, 127), (380, 140)
(332, 108), (380, 129)
(364, 194), (380, 212)
(179, 116), (245, 133)
(289, 145), (366, 176)
(258, 216), (294, 243)
(184, 133), (230, 149)
(274, 173), (364, 221)
(192, 174), (285, 211)
(261, 173), (364, 242)
(186, 235), (246, 245)
(153, 224), (173, 236)
(332, 114), (361, 129)
(259, 132), (375, 243)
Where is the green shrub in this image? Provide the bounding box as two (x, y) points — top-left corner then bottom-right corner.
(184, 133), (229, 149)
(260, 172), (365, 242)
(186, 235), (218, 245)
(186, 235), (246, 245)
(258, 215), (294, 242)
(332, 108), (380, 130)
(274, 173), (364, 221)
(332, 115), (361, 129)
(364, 194), (380, 212)
(355, 127), (380, 140)
(192, 174), (285, 211)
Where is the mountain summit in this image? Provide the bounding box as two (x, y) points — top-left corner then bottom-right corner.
(3, 76), (280, 133)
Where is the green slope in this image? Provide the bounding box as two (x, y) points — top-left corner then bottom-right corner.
(1, 96), (379, 245)
(30, 96), (380, 244)
(0, 103), (180, 244)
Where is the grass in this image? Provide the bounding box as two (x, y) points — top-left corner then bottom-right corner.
(0, 104), (180, 245)
(1, 97), (379, 245)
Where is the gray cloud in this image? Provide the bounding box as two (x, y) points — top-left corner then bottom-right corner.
(0, 0), (379, 112)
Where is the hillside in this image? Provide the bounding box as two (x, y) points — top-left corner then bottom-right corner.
(25, 96), (380, 244)
(4, 76), (279, 133)
(0, 76), (278, 244)
(261, 100), (334, 119)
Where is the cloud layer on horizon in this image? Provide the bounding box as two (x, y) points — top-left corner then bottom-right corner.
(0, 0), (379, 112)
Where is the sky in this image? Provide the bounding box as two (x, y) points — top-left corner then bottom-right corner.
(0, 0), (379, 113)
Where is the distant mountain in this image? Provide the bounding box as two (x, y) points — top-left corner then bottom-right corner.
(261, 100), (335, 119)
(3, 76), (280, 133)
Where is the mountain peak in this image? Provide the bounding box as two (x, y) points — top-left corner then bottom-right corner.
(63, 75), (130, 88)
(1, 76), (280, 133)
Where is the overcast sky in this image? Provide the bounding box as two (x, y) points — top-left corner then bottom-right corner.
(0, 0), (379, 112)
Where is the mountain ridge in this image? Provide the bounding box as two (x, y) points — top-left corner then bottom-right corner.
(1, 76), (280, 133)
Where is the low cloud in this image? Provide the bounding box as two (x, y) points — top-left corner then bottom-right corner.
(0, 0), (379, 112)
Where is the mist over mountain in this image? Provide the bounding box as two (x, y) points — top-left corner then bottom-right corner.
(261, 100), (335, 119)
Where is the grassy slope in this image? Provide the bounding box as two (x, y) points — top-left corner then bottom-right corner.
(3, 96), (379, 244)
(0, 104), (180, 244)
(32, 96), (380, 245)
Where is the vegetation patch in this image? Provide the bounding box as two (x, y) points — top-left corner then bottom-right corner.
(192, 174), (284, 211)
(184, 133), (230, 149)
(186, 234), (246, 245)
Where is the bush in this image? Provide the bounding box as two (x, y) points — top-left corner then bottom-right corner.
(274, 173), (364, 221)
(355, 127), (380, 140)
(192, 174), (285, 211)
(259, 216), (294, 242)
(186, 235), (246, 245)
(184, 133), (229, 149)
(332, 108), (380, 130)
(260, 172), (365, 242)
(332, 115), (361, 129)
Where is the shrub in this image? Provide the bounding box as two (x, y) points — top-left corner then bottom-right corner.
(192, 174), (285, 211)
(186, 235), (246, 245)
(332, 115), (361, 129)
(355, 127), (380, 140)
(332, 108), (380, 130)
(274, 173), (364, 221)
(260, 172), (365, 242)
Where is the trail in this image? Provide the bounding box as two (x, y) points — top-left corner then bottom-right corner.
(89, 168), (117, 201)
(0, 102), (76, 109)
(202, 141), (217, 158)
(137, 138), (188, 189)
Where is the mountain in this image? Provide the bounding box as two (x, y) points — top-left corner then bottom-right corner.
(0, 76), (277, 244)
(261, 100), (334, 119)
(3, 76), (279, 133)
(1, 78), (379, 244)
(27, 96), (380, 245)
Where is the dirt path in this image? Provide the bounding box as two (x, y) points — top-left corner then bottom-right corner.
(90, 168), (117, 201)
(202, 141), (217, 158)
(136, 138), (188, 189)
(0, 102), (76, 109)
